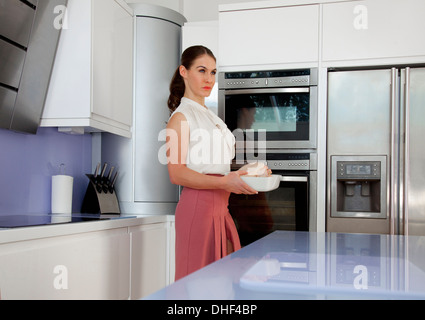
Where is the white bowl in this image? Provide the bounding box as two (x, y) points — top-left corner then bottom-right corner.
(241, 175), (280, 192)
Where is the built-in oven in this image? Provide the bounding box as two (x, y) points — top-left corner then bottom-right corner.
(218, 69), (318, 150)
(229, 152), (317, 246)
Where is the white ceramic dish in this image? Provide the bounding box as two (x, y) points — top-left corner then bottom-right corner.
(241, 175), (281, 192)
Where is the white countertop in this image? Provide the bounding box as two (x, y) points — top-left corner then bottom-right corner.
(0, 214), (174, 245)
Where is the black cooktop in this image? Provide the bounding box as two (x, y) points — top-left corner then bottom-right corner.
(0, 214), (115, 228)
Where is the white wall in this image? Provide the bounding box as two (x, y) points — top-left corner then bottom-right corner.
(182, 0), (265, 21)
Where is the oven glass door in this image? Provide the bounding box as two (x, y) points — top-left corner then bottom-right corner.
(228, 171), (309, 246)
(224, 88), (311, 143)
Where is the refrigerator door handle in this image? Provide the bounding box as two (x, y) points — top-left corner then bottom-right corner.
(390, 68), (398, 235)
(403, 67), (411, 236)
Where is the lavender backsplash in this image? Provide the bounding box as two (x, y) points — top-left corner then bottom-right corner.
(0, 127), (92, 215)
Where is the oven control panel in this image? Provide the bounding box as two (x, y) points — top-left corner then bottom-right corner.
(221, 76), (311, 89)
(268, 159), (310, 170)
(232, 153), (315, 171)
(218, 69), (318, 89)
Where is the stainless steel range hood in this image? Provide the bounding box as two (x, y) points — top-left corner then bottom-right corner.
(0, 0), (67, 134)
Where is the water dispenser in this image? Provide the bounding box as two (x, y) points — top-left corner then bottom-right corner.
(330, 156), (387, 219)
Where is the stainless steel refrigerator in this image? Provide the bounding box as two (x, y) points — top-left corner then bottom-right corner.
(327, 67), (425, 236)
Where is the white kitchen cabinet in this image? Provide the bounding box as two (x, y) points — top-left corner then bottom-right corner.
(129, 221), (175, 299)
(219, 4), (319, 69)
(41, 0), (134, 138)
(0, 227), (131, 300)
(322, 0), (425, 64)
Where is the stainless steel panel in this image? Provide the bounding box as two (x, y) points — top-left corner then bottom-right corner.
(309, 169), (317, 232)
(403, 67), (425, 236)
(11, 0), (68, 134)
(0, 86), (17, 129)
(0, 0), (36, 47)
(327, 69), (392, 156)
(327, 70), (392, 234)
(134, 16), (181, 203)
(0, 39), (26, 88)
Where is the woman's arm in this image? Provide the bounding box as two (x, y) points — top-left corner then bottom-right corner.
(166, 112), (258, 195)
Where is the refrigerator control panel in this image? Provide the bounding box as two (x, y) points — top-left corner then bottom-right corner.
(337, 161), (381, 180)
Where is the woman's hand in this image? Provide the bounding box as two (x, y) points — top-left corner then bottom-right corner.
(238, 162), (272, 177)
(221, 171), (258, 195)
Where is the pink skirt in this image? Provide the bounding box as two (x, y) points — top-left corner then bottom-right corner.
(174, 185), (241, 281)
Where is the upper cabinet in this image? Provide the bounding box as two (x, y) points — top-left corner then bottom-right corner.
(218, 0), (425, 69)
(41, 0), (134, 138)
(322, 0), (425, 65)
(219, 4), (320, 69)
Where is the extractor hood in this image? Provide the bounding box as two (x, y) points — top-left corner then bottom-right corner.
(0, 0), (67, 134)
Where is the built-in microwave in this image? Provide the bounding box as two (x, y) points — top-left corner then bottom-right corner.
(218, 69), (318, 150)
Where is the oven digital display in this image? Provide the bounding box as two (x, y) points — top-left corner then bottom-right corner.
(345, 164), (371, 175)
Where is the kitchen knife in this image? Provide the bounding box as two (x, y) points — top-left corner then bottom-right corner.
(97, 163), (108, 193)
(103, 166), (115, 193)
(93, 162), (101, 181)
(109, 171), (118, 193)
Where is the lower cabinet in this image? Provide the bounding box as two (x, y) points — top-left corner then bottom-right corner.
(129, 221), (175, 300)
(0, 219), (175, 300)
(0, 228), (131, 300)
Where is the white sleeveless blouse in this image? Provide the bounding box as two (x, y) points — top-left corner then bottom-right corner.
(171, 97), (235, 175)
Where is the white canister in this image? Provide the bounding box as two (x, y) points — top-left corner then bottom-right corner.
(51, 175), (74, 214)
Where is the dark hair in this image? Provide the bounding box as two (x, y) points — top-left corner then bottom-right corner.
(167, 45), (216, 114)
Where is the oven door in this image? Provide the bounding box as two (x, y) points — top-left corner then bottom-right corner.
(228, 171), (310, 246)
(219, 87), (317, 149)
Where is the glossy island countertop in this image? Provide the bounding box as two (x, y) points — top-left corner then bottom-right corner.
(146, 231), (425, 300)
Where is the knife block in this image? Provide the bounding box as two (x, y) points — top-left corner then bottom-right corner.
(81, 174), (120, 215)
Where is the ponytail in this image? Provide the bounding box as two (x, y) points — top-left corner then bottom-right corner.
(167, 67), (185, 114)
(167, 45), (216, 115)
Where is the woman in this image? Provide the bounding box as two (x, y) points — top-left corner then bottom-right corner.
(166, 45), (258, 281)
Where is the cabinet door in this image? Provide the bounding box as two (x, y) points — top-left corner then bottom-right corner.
(129, 223), (168, 299)
(219, 5), (319, 67)
(42, 0), (133, 137)
(322, 0), (425, 62)
(0, 228), (130, 300)
(92, 0), (133, 128)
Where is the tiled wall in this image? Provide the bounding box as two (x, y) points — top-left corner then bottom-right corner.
(0, 127), (92, 215)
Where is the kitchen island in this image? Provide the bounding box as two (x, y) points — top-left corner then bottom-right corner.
(146, 231), (425, 300)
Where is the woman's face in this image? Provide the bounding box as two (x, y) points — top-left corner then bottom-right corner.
(180, 54), (217, 102)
